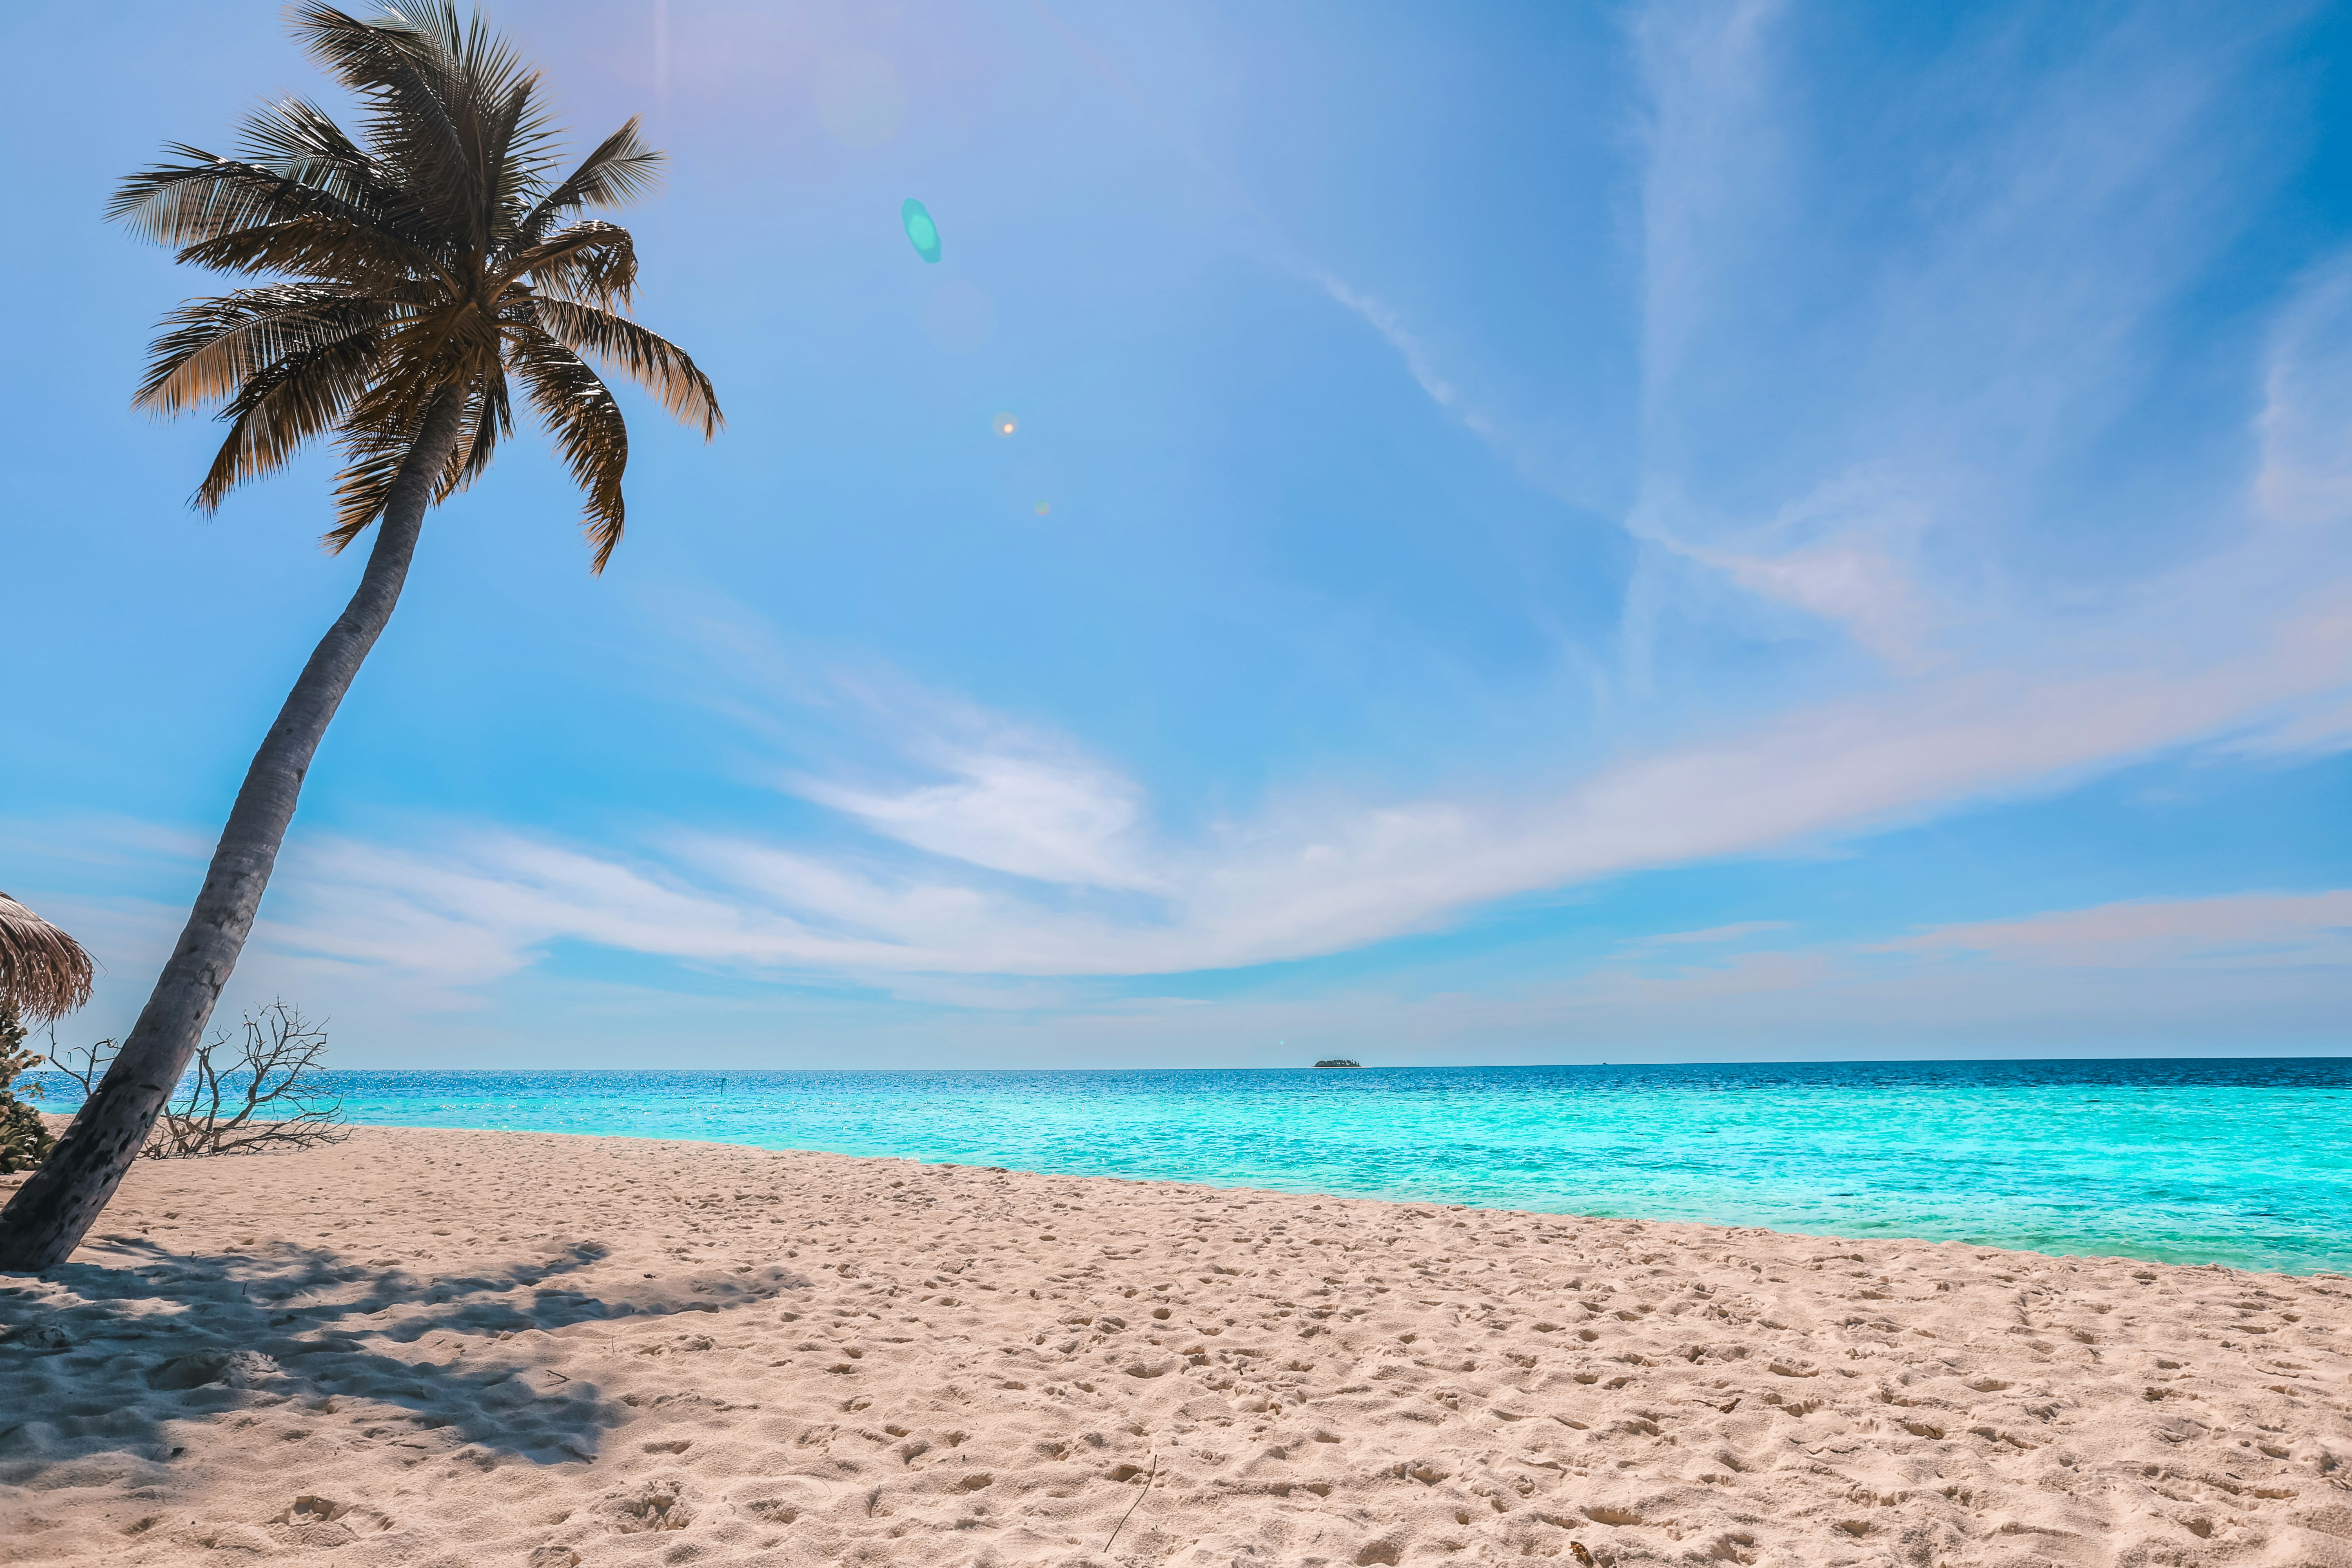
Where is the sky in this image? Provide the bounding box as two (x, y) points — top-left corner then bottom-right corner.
(3, 0), (2350, 1069)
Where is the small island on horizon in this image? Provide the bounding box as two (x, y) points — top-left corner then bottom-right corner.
(1310, 1058), (1363, 1069)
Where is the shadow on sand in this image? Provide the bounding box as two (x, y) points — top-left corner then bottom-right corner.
(0, 1233), (803, 1483)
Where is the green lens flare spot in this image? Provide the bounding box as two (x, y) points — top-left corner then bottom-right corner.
(901, 198), (942, 262)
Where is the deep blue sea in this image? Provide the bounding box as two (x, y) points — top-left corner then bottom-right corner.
(39, 1059), (2352, 1275)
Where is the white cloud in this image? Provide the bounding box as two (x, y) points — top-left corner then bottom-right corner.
(1310, 272), (1497, 442)
(1630, 0), (1785, 412)
(40, 808), (2349, 1064)
(1314, 276), (1455, 408)
(1709, 543), (1921, 655)
(1640, 920), (1792, 946)
(2256, 265), (2352, 531)
(1648, 465), (1942, 664)
(1883, 890), (2352, 970)
(791, 739), (1163, 893)
(1617, 0), (2304, 665)
(2226, 690), (2352, 759)
(41, 2), (2352, 1051)
(1256, 889), (2352, 1059)
(209, 574), (2350, 995)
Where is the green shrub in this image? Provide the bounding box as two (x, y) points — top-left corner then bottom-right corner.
(0, 1000), (55, 1175)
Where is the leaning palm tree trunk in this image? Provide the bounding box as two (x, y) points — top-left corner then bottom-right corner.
(0, 392), (462, 1271)
(0, 0), (717, 1269)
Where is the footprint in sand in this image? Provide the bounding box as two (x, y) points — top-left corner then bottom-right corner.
(273, 1496), (392, 1547)
(733, 1473), (837, 1524)
(598, 1476), (695, 1533)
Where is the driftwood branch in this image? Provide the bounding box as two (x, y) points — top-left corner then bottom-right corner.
(56, 1000), (349, 1159)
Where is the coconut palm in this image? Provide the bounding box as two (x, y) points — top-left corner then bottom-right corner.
(0, 0), (719, 1270)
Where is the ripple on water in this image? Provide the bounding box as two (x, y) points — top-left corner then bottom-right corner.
(31, 1059), (2346, 1274)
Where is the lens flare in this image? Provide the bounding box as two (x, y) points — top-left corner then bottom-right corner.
(1034, 502), (1051, 516)
(900, 198), (941, 263)
(994, 413), (1018, 436)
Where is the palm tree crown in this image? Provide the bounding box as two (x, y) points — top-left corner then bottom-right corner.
(0, 0), (724, 1274)
(110, 0), (721, 570)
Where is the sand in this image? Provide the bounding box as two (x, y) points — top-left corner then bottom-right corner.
(2, 1127), (2350, 1567)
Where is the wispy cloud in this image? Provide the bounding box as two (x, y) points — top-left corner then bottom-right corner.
(1615, 0), (2309, 668)
(136, 13), (2352, 1019)
(28, 1), (2350, 1062)
(212, 563), (2350, 994)
(1311, 273), (1491, 439)
(784, 701), (1165, 894)
(1640, 920), (1792, 947)
(1630, 0), (1785, 423)
(33, 807), (2347, 1062)
(2258, 258), (2352, 535)
(1882, 890), (2352, 970)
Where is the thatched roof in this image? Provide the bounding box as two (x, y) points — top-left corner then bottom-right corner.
(0, 891), (94, 1022)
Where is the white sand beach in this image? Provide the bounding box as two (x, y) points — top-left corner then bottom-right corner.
(3, 1126), (2350, 1566)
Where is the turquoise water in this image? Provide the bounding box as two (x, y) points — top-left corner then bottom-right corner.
(47, 1060), (2352, 1275)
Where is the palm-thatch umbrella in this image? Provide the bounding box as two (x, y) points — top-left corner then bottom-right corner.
(0, 893), (94, 1023)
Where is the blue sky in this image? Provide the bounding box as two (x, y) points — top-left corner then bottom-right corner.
(4, 0), (2350, 1068)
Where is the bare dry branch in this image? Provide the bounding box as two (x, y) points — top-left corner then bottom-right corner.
(54, 1000), (349, 1159)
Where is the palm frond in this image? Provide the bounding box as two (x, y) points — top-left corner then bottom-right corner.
(294, 3), (484, 249)
(519, 118), (662, 240)
(508, 325), (629, 571)
(294, 2), (553, 258)
(321, 368), (457, 550)
(111, 150), (395, 251)
(317, 308), (505, 547)
(446, 4), (563, 211)
(120, 2), (718, 573)
(526, 298), (722, 436)
(485, 80), (561, 242)
(136, 286), (390, 415)
(194, 336), (382, 510)
(173, 216), (447, 292)
(508, 220), (638, 305)
(446, 361), (512, 492)
(193, 283), (500, 511)
(321, 427), (419, 552)
(0, 893), (94, 1024)
(232, 98), (419, 232)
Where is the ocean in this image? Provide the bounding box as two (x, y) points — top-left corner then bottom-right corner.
(145, 1056), (2351, 1277)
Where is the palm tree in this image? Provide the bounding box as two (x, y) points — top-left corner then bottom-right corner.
(0, 0), (720, 1271)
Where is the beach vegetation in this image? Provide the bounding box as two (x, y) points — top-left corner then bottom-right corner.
(0, 1002), (57, 1176)
(0, 0), (717, 1268)
(55, 1001), (349, 1160)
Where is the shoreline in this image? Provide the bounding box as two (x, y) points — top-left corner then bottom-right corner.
(38, 1091), (2343, 1282)
(34, 1055), (2339, 1278)
(4, 1125), (2350, 1565)
(31, 1052), (2352, 1283)
(51, 1106), (2350, 1281)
